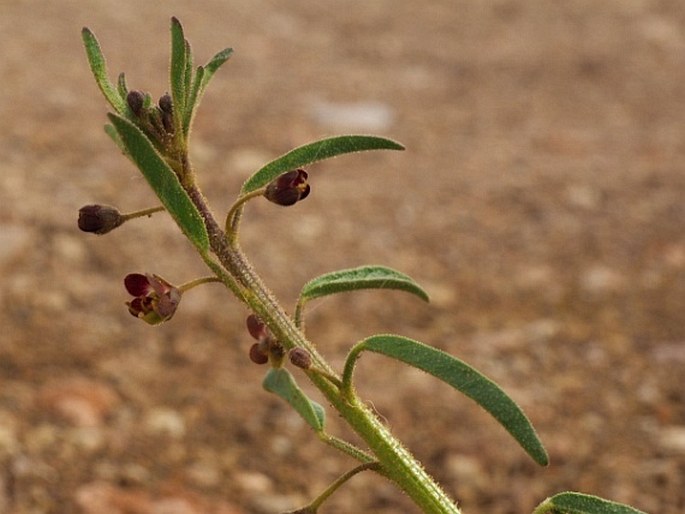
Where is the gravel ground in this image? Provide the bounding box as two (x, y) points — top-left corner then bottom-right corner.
(1, 1), (684, 513)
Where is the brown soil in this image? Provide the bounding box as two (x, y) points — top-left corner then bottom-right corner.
(1, 1), (683, 513)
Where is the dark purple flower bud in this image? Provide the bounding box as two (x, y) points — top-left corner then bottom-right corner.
(158, 94), (174, 133)
(249, 343), (269, 365)
(78, 204), (124, 235)
(246, 314), (267, 340)
(124, 273), (181, 325)
(158, 93), (173, 114)
(289, 347), (312, 369)
(127, 90), (145, 116)
(264, 169), (311, 206)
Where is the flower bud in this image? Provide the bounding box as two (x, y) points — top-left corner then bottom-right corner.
(158, 94), (174, 133)
(289, 347), (312, 370)
(249, 342), (269, 365)
(78, 204), (124, 235)
(127, 90), (145, 116)
(246, 314), (267, 340)
(264, 169), (310, 206)
(158, 93), (173, 113)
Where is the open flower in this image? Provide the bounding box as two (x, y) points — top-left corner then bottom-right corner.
(124, 273), (181, 325)
(264, 169), (311, 206)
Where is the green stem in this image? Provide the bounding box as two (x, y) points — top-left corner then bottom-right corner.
(306, 462), (380, 511)
(120, 205), (166, 221)
(318, 433), (375, 464)
(178, 275), (222, 293)
(188, 187), (461, 514)
(224, 188), (266, 242)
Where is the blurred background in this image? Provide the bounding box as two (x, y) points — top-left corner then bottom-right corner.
(1, 1), (683, 512)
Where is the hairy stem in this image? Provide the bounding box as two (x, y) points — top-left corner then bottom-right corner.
(187, 183), (461, 514)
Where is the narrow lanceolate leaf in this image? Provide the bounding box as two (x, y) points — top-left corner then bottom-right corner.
(117, 72), (129, 105)
(263, 368), (326, 432)
(183, 48), (233, 134)
(535, 492), (647, 514)
(241, 135), (405, 194)
(81, 27), (127, 114)
(183, 39), (193, 108)
(107, 113), (209, 252)
(346, 335), (549, 466)
(300, 265), (430, 304)
(183, 66), (205, 134)
(169, 17), (188, 133)
(201, 47), (233, 90)
(104, 124), (127, 155)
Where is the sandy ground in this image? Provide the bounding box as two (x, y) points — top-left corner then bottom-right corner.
(0, 1), (684, 513)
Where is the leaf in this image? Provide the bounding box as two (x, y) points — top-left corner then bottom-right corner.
(104, 124), (127, 155)
(183, 39), (193, 108)
(241, 135), (405, 194)
(107, 113), (209, 252)
(346, 335), (549, 466)
(117, 72), (128, 104)
(300, 265), (430, 304)
(183, 48), (233, 134)
(169, 17), (187, 132)
(183, 65), (205, 134)
(536, 492), (647, 514)
(201, 47), (233, 89)
(81, 27), (127, 114)
(263, 368), (326, 432)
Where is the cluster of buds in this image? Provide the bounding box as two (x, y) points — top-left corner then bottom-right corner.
(246, 314), (312, 369)
(126, 90), (175, 146)
(246, 314), (285, 365)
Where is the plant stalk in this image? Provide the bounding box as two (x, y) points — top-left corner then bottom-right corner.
(187, 184), (461, 514)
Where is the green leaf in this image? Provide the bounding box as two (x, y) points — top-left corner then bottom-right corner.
(536, 492), (647, 514)
(117, 72), (128, 104)
(104, 124), (127, 155)
(107, 113), (209, 252)
(300, 265), (430, 304)
(346, 335), (549, 466)
(183, 66), (205, 134)
(201, 47), (233, 88)
(183, 48), (233, 134)
(81, 27), (127, 114)
(183, 39), (193, 108)
(169, 17), (187, 132)
(241, 135), (405, 194)
(263, 368), (326, 432)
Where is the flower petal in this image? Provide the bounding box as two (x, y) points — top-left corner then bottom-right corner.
(124, 274), (152, 296)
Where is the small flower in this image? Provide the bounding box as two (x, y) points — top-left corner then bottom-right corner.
(264, 169), (311, 206)
(124, 273), (181, 325)
(78, 204), (124, 234)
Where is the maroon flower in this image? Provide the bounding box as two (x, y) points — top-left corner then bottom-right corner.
(264, 169), (311, 206)
(124, 273), (181, 325)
